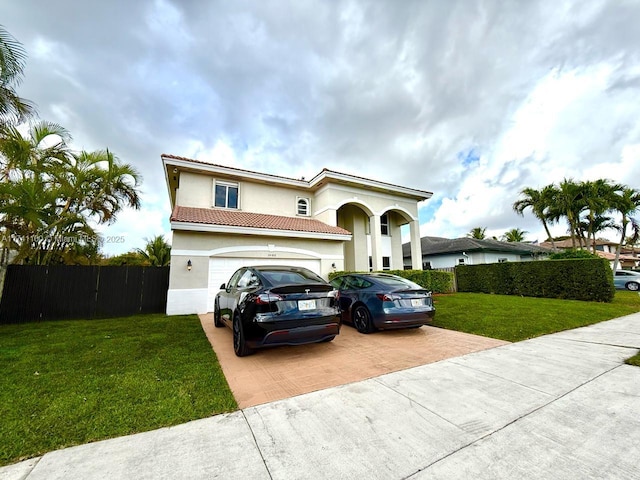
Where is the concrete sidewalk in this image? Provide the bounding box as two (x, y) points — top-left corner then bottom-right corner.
(3, 314), (640, 480)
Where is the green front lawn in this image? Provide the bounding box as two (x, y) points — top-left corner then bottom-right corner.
(2, 292), (639, 467)
(0, 314), (236, 467)
(432, 291), (640, 343)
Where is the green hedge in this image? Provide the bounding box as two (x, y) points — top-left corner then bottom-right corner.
(328, 269), (454, 293)
(455, 258), (614, 302)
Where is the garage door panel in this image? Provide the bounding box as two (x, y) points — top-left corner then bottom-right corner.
(207, 257), (321, 312)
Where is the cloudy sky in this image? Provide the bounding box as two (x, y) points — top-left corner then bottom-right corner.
(4, 0), (640, 255)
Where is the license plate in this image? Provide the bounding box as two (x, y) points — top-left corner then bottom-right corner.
(298, 299), (317, 311)
(411, 299), (423, 307)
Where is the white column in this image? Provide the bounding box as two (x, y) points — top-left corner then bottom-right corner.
(410, 220), (422, 270)
(370, 215), (382, 271)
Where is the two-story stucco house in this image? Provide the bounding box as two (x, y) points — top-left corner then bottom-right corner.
(162, 154), (432, 315)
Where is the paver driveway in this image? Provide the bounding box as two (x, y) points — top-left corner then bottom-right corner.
(199, 313), (508, 408)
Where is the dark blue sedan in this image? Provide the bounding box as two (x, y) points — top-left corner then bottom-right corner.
(330, 273), (435, 334)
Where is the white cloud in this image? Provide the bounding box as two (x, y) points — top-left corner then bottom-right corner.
(3, 0), (640, 252)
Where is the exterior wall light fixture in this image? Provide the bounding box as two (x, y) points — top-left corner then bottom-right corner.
(187, 259), (192, 271)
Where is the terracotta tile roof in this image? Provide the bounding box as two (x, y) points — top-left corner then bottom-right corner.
(171, 206), (351, 236)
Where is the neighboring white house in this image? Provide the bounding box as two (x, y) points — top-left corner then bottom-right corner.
(163, 154), (432, 314)
(402, 236), (551, 269)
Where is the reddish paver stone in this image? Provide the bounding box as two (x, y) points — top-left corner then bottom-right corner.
(199, 314), (509, 409)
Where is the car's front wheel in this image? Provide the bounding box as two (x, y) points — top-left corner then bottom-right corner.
(233, 314), (253, 357)
(214, 299), (224, 328)
(352, 306), (374, 334)
(626, 281), (640, 291)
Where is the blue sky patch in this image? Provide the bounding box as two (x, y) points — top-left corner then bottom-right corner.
(458, 148), (480, 167)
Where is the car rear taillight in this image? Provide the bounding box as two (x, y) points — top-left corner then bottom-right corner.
(376, 293), (400, 302)
(256, 293), (283, 304)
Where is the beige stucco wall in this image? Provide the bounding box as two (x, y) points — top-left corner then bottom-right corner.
(337, 204), (370, 271)
(241, 182), (309, 216)
(169, 230), (345, 290)
(176, 172), (213, 208)
(314, 184), (419, 220)
(388, 211), (405, 270)
(176, 171), (314, 217)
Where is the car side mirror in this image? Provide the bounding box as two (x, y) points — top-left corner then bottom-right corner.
(220, 283), (226, 290)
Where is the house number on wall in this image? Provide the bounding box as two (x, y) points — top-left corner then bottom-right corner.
(267, 253), (277, 257)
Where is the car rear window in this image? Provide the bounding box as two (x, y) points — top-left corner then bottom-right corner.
(374, 276), (422, 290)
(260, 270), (324, 285)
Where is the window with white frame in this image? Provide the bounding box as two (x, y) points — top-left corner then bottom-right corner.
(297, 197), (310, 216)
(382, 256), (391, 270)
(498, 258), (508, 263)
(214, 181), (239, 209)
(380, 213), (389, 235)
(458, 258), (465, 265)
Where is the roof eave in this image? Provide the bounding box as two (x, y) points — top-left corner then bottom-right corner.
(171, 221), (352, 241)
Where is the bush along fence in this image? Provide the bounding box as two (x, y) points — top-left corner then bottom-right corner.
(455, 258), (614, 302)
(328, 269), (455, 293)
(0, 265), (170, 324)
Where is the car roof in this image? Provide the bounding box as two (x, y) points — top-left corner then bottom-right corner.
(333, 272), (403, 279)
(249, 265), (312, 272)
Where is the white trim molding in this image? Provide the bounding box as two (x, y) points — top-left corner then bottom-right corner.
(171, 221), (352, 241)
(172, 245), (344, 260)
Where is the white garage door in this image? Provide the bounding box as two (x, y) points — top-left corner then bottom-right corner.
(207, 257), (321, 312)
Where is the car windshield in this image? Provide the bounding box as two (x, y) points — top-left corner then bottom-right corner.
(260, 269), (324, 285)
(373, 276), (423, 290)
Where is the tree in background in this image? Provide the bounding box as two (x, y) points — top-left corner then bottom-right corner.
(610, 186), (640, 272)
(502, 228), (527, 243)
(466, 227), (486, 239)
(0, 121), (141, 265)
(103, 251), (149, 266)
(0, 25), (35, 126)
(136, 235), (171, 266)
(513, 178), (640, 271)
(513, 185), (557, 250)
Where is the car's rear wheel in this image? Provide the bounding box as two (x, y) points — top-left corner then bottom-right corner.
(213, 299), (224, 328)
(626, 282), (640, 291)
(352, 306), (374, 334)
(233, 314), (253, 357)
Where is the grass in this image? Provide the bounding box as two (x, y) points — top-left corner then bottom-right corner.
(626, 353), (640, 367)
(2, 292), (639, 467)
(432, 290), (640, 343)
(0, 314), (236, 467)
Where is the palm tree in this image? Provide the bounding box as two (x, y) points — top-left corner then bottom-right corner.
(502, 228), (528, 243)
(548, 179), (583, 249)
(580, 179), (621, 253)
(136, 235), (171, 266)
(0, 121), (142, 265)
(513, 185), (557, 249)
(610, 186), (640, 272)
(0, 25), (36, 125)
(466, 227), (486, 239)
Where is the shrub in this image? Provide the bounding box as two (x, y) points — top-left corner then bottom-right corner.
(456, 258), (614, 302)
(549, 248), (600, 260)
(328, 269), (454, 293)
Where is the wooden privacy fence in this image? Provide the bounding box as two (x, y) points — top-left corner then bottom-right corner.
(0, 265), (169, 324)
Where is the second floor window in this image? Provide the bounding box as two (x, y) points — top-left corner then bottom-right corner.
(215, 182), (238, 209)
(297, 197), (310, 216)
(380, 213), (389, 235)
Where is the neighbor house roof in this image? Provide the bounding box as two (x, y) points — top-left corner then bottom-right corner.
(402, 236), (552, 257)
(539, 238), (620, 249)
(171, 206), (351, 236)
